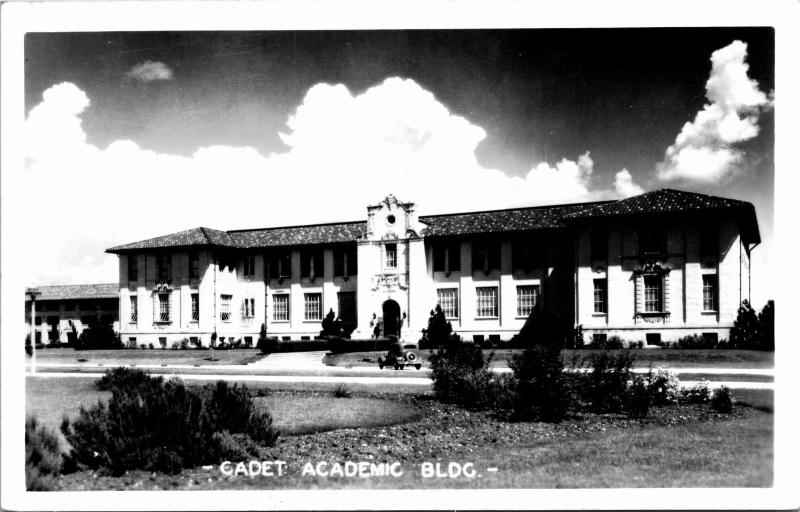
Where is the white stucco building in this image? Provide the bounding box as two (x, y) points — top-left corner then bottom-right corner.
(106, 189), (760, 347)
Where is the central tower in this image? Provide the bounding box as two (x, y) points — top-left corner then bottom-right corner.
(354, 195), (429, 340)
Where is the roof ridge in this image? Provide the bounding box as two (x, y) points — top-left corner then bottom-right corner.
(419, 199), (614, 219)
(227, 219), (367, 234)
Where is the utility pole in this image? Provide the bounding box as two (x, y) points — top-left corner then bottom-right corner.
(27, 288), (41, 375)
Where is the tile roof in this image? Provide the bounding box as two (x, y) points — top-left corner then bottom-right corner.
(562, 188), (760, 244)
(418, 201), (609, 237)
(106, 227), (237, 253)
(228, 222), (367, 248)
(26, 283), (119, 301)
(105, 189), (760, 251)
(562, 188), (751, 219)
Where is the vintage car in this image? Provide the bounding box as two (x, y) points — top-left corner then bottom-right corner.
(378, 340), (422, 370)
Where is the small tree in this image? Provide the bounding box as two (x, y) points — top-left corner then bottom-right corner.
(256, 323), (277, 354)
(320, 309), (341, 338)
(424, 305), (452, 348)
(729, 300), (760, 349)
(758, 300), (774, 351)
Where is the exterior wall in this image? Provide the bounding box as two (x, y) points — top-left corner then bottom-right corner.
(110, 200), (753, 346)
(578, 218), (747, 346)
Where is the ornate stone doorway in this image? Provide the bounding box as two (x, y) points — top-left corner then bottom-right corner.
(382, 299), (401, 337)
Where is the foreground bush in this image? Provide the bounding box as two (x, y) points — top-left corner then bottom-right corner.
(95, 367), (151, 391)
(429, 341), (496, 410)
(711, 386), (735, 413)
(682, 380), (712, 404)
(646, 367), (680, 405)
(26, 416), (63, 491)
(585, 350), (635, 413)
(61, 375), (279, 475)
(506, 343), (573, 422)
(625, 375), (652, 419)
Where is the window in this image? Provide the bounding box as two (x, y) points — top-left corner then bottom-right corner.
(157, 253), (171, 282)
(243, 254), (256, 278)
(516, 285), (540, 317)
(512, 241), (542, 272)
(157, 293), (170, 322)
(220, 294), (232, 322)
(304, 293), (322, 321)
(337, 291), (357, 322)
(640, 230), (665, 258)
(301, 249), (324, 279)
(591, 229), (608, 262)
(128, 254), (138, 282)
(385, 243), (397, 268)
(702, 332), (719, 345)
(592, 333), (607, 346)
(268, 250), (292, 280)
(190, 293), (199, 322)
(472, 241), (500, 273)
(700, 225), (718, 261)
(593, 279), (607, 314)
(272, 294), (289, 321)
(129, 296), (138, 323)
(242, 297), (255, 318)
(646, 333), (662, 346)
(476, 287), (498, 318)
(433, 242), (461, 273)
(437, 288), (459, 319)
(334, 246), (357, 277)
(189, 251), (200, 279)
(702, 274), (717, 311)
(644, 275), (663, 312)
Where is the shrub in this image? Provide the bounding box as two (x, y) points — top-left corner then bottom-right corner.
(76, 319), (121, 350)
(256, 324), (279, 354)
(332, 384), (351, 398)
(711, 386), (735, 413)
(682, 380), (712, 404)
(26, 416), (63, 491)
(758, 300), (774, 351)
(513, 305), (572, 348)
(429, 341), (496, 410)
(646, 367), (680, 405)
(422, 305), (453, 348)
(676, 333), (717, 349)
(630, 340), (644, 349)
(729, 300), (760, 349)
(506, 343), (572, 422)
(61, 375), (279, 475)
(586, 350), (635, 413)
(588, 335), (624, 350)
(95, 367), (152, 391)
(625, 375), (651, 419)
(571, 324), (585, 349)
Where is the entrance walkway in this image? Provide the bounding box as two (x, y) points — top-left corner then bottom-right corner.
(246, 351), (328, 370)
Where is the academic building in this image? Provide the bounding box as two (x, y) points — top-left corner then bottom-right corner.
(105, 189), (760, 347)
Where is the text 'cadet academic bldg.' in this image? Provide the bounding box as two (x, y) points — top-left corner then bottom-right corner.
(104, 189), (760, 348)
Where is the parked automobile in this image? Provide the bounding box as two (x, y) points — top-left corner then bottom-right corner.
(378, 339), (422, 370)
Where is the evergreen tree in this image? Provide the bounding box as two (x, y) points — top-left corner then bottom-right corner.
(729, 300), (760, 349)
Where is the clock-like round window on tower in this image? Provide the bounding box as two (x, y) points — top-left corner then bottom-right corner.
(387, 214), (396, 225)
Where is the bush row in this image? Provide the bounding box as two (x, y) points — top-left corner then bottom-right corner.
(59, 368), (279, 476)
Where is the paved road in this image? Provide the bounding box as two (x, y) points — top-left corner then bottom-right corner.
(26, 351), (774, 389)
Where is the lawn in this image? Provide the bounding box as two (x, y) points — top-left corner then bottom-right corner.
(27, 374), (773, 490)
(51, 390), (774, 490)
(25, 377), (422, 438)
(324, 349), (774, 370)
(27, 348), (264, 366)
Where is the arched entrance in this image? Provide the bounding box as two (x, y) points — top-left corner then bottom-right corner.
(382, 299), (401, 337)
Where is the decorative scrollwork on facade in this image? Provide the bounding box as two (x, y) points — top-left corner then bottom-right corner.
(370, 273), (409, 292)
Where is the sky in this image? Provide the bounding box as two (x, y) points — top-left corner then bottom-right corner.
(22, 28), (775, 307)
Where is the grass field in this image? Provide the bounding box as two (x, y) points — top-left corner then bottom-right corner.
(51, 390), (774, 490)
(324, 349), (774, 369)
(25, 377), (422, 438)
(27, 348), (264, 366)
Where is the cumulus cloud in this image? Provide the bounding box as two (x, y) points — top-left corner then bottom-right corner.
(22, 77), (635, 285)
(656, 40), (772, 183)
(126, 60), (174, 82)
(613, 168), (644, 198)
